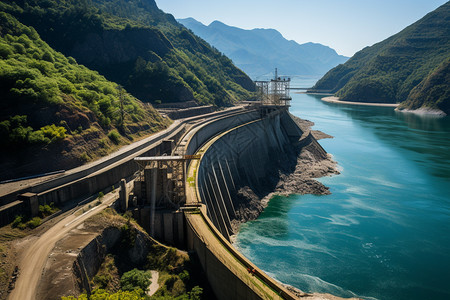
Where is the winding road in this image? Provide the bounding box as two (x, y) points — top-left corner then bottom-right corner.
(8, 191), (119, 300)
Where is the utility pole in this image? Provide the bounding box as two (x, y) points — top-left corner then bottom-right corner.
(116, 85), (125, 127)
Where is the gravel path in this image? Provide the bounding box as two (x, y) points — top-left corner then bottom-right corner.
(147, 271), (160, 296)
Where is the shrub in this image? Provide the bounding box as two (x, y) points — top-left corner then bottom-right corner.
(188, 286), (203, 300)
(108, 130), (121, 144)
(93, 274), (110, 289)
(26, 217), (41, 229)
(28, 130), (49, 144)
(38, 203), (57, 218)
(179, 270), (190, 283)
(120, 268), (151, 293)
(39, 124), (66, 141)
(0, 42), (13, 58)
(11, 215), (23, 228)
(79, 152), (90, 162)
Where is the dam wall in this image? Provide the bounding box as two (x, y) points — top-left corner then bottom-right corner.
(183, 108), (260, 156)
(181, 108), (308, 299)
(195, 109), (303, 240)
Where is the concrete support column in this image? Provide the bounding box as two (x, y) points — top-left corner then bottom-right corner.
(119, 179), (128, 212)
(18, 192), (39, 217)
(150, 167), (157, 237)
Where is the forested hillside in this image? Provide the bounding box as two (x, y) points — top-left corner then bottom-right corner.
(0, 12), (169, 180)
(398, 58), (450, 114)
(0, 0), (257, 180)
(313, 2), (449, 114)
(0, 0), (255, 106)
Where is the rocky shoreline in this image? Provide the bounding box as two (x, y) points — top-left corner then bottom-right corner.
(230, 114), (339, 235)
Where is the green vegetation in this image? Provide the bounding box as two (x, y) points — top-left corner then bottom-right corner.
(398, 58), (450, 113)
(120, 268), (152, 293)
(62, 289), (144, 300)
(107, 130), (121, 144)
(0, 11), (167, 142)
(11, 215), (41, 229)
(0, 10), (170, 179)
(10, 204), (57, 229)
(60, 209), (208, 300)
(0, 0), (255, 106)
(38, 202), (59, 218)
(313, 2), (450, 113)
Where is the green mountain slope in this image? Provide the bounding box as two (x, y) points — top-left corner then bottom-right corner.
(313, 2), (450, 112)
(0, 12), (169, 180)
(0, 0), (255, 106)
(398, 58), (450, 114)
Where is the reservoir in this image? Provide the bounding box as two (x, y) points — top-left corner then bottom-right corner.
(235, 78), (450, 300)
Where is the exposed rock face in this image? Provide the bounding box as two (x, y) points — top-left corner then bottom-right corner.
(230, 115), (338, 233)
(196, 111), (338, 237)
(35, 213), (154, 300)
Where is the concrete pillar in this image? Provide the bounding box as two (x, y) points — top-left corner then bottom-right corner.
(154, 212), (163, 241)
(175, 211), (185, 247)
(119, 179), (128, 212)
(150, 167), (157, 237)
(18, 193), (39, 217)
(144, 167), (153, 205)
(133, 181), (143, 204)
(163, 212), (174, 245)
(161, 139), (174, 155)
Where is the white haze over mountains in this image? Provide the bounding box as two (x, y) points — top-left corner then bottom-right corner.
(178, 18), (348, 79)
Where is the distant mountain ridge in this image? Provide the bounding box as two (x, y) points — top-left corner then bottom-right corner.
(178, 18), (348, 79)
(313, 2), (450, 115)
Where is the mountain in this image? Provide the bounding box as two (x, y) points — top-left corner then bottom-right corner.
(0, 0), (258, 179)
(178, 18), (348, 79)
(398, 58), (450, 114)
(313, 2), (450, 114)
(0, 0), (255, 106)
(0, 11), (169, 180)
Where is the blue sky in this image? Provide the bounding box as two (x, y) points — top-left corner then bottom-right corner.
(155, 0), (448, 57)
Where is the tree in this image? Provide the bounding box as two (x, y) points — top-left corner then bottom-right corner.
(120, 269), (151, 293)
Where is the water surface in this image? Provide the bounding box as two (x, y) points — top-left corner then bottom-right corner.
(235, 79), (450, 300)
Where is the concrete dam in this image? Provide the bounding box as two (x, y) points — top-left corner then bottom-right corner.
(129, 105), (328, 299)
(182, 107), (308, 299)
(1, 103), (344, 300)
(193, 108), (303, 240)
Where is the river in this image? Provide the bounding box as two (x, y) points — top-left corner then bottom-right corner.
(234, 77), (450, 300)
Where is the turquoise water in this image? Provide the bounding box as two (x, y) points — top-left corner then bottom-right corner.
(235, 79), (450, 300)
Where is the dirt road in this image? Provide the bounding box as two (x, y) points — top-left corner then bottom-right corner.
(8, 192), (118, 300)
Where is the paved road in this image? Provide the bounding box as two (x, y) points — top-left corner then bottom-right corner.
(8, 192), (119, 300)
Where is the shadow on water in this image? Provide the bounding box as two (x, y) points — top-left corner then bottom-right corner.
(238, 195), (298, 240)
